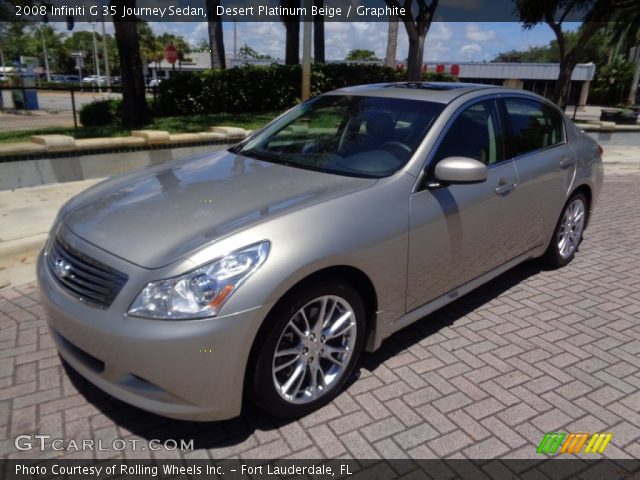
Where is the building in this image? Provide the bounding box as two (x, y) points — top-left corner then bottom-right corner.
(423, 62), (596, 106)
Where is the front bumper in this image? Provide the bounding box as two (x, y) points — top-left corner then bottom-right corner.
(37, 244), (270, 422)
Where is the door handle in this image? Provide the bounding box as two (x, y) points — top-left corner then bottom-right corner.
(495, 181), (517, 195)
(559, 156), (576, 169)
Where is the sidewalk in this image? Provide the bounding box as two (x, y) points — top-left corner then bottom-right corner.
(1, 147), (639, 290)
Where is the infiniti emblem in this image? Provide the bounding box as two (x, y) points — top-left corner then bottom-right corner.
(53, 257), (72, 279)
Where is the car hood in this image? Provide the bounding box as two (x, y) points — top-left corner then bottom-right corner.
(62, 150), (377, 268)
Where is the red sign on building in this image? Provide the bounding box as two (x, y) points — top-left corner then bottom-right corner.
(451, 64), (460, 76)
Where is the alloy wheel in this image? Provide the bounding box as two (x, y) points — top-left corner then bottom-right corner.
(557, 198), (586, 259)
(272, 295), (357, 404)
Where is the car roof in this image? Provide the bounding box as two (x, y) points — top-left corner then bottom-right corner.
(328, 82), (502, 104)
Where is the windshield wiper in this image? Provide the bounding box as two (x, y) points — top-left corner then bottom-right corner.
(228, 143), (244, 154)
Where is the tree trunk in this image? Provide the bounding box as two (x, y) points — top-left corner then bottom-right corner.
(385, 16), (399, 68)
(111, 1), (150, 128)
(628, 44), (640, 105)
(313, 0), (324, 63)
(552, 59), (575, 109)
(406, 33), (426, 81)
(282, 0), (300, 65)
(206, 0), (226, 69)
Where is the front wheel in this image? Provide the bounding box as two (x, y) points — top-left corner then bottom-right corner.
(543, 192), (588, 268)
(249, 281), (366, 418)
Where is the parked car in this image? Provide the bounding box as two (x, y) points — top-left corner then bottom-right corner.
(82, 75), (107, 86)
(38, 83), (603, 421)
(50, 74), (81, 85)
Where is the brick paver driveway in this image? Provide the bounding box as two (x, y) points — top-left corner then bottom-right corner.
(1, 173), (639, 460)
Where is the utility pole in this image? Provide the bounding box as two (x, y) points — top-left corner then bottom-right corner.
(100, 12), (111, 92)
(0, 48), (4, 108)
(38, 26), (51, 82)
(233, 18), (237, 62)
(301, 0), (312, 101)
(90, 22), (101, 92)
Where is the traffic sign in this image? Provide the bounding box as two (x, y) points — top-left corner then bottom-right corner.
(165, 44), (178, 64)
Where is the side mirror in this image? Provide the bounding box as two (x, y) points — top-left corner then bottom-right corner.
(434, 156), (488, 184)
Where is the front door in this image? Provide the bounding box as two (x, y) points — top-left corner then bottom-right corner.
(406, 99), (520, 311)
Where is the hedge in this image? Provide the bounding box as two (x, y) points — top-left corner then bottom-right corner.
(154, 63), (453, 117)
(79, 99), (122, 127)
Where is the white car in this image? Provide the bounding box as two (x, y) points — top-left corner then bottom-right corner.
(82, 75), (107, 86)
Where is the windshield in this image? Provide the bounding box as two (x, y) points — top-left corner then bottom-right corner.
(234, 95), (445, 178)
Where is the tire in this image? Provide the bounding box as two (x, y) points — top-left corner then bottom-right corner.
(249, 280), (366, 418)
(543, 192), (588, 268)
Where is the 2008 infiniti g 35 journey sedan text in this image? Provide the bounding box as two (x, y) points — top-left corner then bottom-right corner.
(38, 83), (603, 421)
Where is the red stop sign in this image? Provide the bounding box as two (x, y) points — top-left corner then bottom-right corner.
(165, 44), (178, 64)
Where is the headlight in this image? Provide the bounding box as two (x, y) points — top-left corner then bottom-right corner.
(127, 241), (270, 320)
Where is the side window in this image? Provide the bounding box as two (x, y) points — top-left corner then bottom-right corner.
(504, 98), (564, 158)
(432, 100), (503, 165)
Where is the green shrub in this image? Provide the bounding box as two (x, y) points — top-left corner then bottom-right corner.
(79, 99), (122, 127)
(154, 63), (454, 117)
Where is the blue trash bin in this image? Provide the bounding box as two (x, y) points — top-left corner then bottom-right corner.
(23, 89), (39, 110)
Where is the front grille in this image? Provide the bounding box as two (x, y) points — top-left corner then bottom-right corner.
(46, 235), (128, 309)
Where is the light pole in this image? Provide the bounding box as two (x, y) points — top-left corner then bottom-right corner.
(37, 26), (51, 82)
(301, 0), (312, 101)
(233, 17), (237, 62)
(100, 12), (111, 91)
(89, 22), (101, 92)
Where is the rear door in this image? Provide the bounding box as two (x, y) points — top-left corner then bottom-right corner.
(500, 97), (576, 253)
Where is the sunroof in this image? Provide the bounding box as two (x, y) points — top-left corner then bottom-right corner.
(388, 82), (483, 90)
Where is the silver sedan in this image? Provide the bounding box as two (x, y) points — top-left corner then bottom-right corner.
(37, 83), (603, 421)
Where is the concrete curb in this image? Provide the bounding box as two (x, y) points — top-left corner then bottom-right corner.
(575, 121), (640, 132)
(0, 234), (46, 256)
(0, 126), (250, 158)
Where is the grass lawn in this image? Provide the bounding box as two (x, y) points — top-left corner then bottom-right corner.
(0, 112), (280, 145)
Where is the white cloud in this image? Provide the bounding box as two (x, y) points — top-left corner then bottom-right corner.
(465, 23), (495, 42)
(459, 43), (482, 60)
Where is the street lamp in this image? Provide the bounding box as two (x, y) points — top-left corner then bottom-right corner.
(301, 0), (312, 101)
(100, 11), (111, 91)
(35, 25), (51, 83)
(89, 21), (101, 92)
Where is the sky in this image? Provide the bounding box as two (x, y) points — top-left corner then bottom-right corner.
(64, 21), (581, 63)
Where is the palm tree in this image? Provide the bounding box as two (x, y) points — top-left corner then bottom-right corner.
(384, 0), (439, 81)
(206, 0), (225, 69)
(110, 0), (150, 128)
(281, 0), (300, 64)
(605, 8), (640, 104)
(313, 0), (325, 63)
(385, 16), (399, 68)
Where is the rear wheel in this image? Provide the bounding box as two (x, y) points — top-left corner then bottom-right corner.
(250, 280), (365, 418)
(543, 192), (588, 268)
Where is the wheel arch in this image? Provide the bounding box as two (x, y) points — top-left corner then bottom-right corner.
(571, 183), (593, 229)
(243, 265), (379, 395)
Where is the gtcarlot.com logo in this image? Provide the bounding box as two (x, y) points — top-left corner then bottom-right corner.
(537, 432), (612, 455)
(15, 434), (194, 452)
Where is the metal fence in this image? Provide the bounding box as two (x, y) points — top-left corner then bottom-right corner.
(0, 86), (160, 135)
